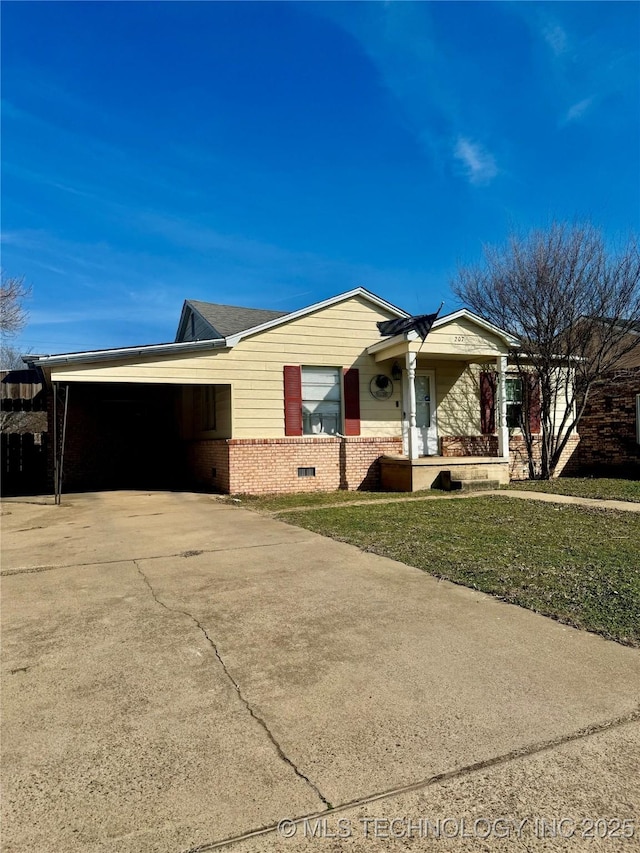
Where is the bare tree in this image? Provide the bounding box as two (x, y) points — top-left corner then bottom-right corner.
(1, 274), (30, 336)
(452, 223), (640, 479)
(0, 345), (26, 370)
(0, 274), (31, 369)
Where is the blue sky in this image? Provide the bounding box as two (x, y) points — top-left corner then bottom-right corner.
(2, 1), (639, 355)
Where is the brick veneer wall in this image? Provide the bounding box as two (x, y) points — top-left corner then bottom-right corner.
(441, 433), (580, 480)
(441, 436), (498, 457)
(508, 434), (580, 480)
(565, 369), (640, 475)
(186, 440), (231, 492)
(187, 436), (403, 494)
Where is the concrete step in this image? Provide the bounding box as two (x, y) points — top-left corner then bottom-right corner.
(450, 478), (501, 493)
(445, 467), (489, 481)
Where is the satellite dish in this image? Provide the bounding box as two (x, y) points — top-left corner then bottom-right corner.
(369, 374), (393, 400)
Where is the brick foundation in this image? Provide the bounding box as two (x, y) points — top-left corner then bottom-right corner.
(441, 433), (581, 480)
(187, 436), (403, 495)
(186, 440), (231, 492)
(508, 434), (580, 480)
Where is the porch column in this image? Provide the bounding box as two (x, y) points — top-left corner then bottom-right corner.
(406, 350), (418, 460)
(496, 355), (509, 459)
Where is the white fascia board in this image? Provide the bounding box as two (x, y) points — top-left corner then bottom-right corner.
(27, 338), (229, 367)
(512, 352), (584, 363)
(224, 287), (409, 347)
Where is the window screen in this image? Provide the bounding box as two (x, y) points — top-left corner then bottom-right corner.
(302, 367), (341, 435)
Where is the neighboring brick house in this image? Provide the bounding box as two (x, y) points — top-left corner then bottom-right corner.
(29, 288), (578, 495)
(566, 322), (640, 476)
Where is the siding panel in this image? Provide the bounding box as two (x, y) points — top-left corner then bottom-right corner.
(50, 296), (503, 440)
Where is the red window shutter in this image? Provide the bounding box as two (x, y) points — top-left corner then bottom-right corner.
(480, 371), (496, 434)
(527, 374), (541, 434)
(283, 365), (302, 436)
(343, 368), (361, 436)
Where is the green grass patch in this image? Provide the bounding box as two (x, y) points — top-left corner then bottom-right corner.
(507, 477), (640, 503)
(282, 496), (640, 646)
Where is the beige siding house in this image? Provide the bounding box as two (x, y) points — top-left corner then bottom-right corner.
(30, 288), (578, 495)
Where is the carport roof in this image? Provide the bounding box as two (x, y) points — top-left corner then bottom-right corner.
(26, 337), (228, 367)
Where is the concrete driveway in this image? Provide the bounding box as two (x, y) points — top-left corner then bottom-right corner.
(2, 491), (639, 852)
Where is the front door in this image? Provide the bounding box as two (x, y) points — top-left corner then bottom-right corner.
(416, 371), (438, 455)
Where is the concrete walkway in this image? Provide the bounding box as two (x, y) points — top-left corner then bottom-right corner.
(493, 488), (640, 512)
(264, 488), (640, 514)
(2, 491), (639, 852)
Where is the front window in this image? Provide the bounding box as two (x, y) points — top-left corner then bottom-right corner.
(505, 377), (523, 428)
(302, 367), (341, 435)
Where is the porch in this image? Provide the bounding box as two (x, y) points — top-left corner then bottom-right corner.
(368, 310), (519, 492)
(380, 454), (510, 493)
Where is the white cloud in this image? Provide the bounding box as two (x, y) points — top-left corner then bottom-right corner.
(453, 137), (498, 186)
(564, 97), (594, 123)
(543, 23), (568, 57)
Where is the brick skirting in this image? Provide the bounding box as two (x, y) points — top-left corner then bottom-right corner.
(187, 436), (403, 495)
(441, 433), (580, 480)
(509, 434), (580, 480)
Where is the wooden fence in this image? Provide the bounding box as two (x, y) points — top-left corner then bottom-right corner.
(1, 368), (49, 496)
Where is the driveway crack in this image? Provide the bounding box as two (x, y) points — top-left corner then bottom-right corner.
(133, 560), (332, 810)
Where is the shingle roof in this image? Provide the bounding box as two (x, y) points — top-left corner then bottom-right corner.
(187, 300), (288, 338)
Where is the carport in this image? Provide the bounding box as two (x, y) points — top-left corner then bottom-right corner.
(27, 337), (232, 496)
(50, 379), (232, 494)
(53, 382), (186, 491)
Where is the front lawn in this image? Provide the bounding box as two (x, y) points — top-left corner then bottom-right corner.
(282, 496), (640, 646)
(507, 477), (640, 503)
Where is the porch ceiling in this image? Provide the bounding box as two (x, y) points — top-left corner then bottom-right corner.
(370, 340), (506, 364)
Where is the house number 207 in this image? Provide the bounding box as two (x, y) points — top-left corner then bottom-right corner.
(453, 335), (466, 343)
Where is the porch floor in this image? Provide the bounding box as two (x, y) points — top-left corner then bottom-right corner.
(380, 454), (510, 492)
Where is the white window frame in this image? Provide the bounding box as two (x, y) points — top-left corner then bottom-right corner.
(301, 366), (342, 436)
(505, 376), (523, 429)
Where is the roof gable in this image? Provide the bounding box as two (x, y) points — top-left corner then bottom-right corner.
(224, 287), (408, 345)
(176, 300), (288, 342)
(367, 308), (519, 356)
(32, 288), (409, 366)
(430, 309), (520, 346)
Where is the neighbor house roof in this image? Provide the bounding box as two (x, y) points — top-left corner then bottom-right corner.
(185, 300), (288, 340)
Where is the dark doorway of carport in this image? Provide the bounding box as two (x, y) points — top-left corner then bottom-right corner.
(58, 382), (185, 491)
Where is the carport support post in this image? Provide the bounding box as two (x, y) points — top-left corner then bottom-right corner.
(58, 384), (69, 502)
(497, 355), (509, 460)
(53, 382), (59, 505)
(406, 350), (418, 461)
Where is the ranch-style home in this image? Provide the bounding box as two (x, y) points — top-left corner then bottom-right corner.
(29, 288), (578, 495)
